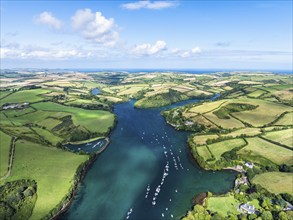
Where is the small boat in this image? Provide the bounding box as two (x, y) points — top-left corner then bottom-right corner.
(171, 214), (174, 218)
(152, 201), (156, 205)
(162, 213), (164, 217)
(175, 189), (178, 193)
(166, 207), (168, 211)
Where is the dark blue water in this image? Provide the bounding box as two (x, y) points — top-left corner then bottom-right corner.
(62, 99), (236, 220)
(66, 138), (107, 154)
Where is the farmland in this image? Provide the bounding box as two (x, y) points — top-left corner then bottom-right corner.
(252, 172), (293, 195)
(3, 140), (88, 219)
(238, 137), (293, 166)
(0, 131), (11, 177)
(0, 70), (292, 219)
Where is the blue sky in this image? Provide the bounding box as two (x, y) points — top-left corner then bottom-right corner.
(1, 0), (292, 70)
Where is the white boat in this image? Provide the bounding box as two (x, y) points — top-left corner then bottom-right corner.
(162, 213), (164, 217)
(152, 201), (156, 205)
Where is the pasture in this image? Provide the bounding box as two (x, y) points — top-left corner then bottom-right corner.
(262, 128), (293, 148)
(0, 131), (11, 177)
(238, 137), (293, 165)
(1, 140), (88, 219)
(32, 102), (115, 133)
(232, 99), (293, 127)
(196, 146), (213, 160)
(207, 138), (246, 160)
(274, 112), (293, 126)
(0, 89), (51, 106)
(207, 195), (240, 216)
(221, 128), (261, 138)
(193, 134), (219, 145)
(252, 172), (293, 195)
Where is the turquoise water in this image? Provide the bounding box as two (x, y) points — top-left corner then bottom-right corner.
(62, 99), (236, 220)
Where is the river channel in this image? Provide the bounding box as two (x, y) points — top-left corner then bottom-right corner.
(62, 98), (236, 220)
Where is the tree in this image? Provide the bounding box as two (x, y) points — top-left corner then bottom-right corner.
(261, 211), (273, 220)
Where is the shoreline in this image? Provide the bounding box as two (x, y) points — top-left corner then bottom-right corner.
(51, 137), (110, 219)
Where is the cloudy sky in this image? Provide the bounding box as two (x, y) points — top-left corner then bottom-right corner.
(1, 0), (292, 70)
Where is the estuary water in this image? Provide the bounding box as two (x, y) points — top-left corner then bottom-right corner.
(62, 99), (236, 220)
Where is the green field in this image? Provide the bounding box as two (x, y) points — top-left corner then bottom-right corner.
(31, 127), (63, 146)
(0, 89), (51, 106)
(0, 131), (11, 177)
(207, 195), (240, 216)
(31, 102), (115, 133)
(262, 128), (293, 148)
(4, 107), (36, 118)
(232, 99), (292, 127)
(274, 112), (293, 126)
(247, 89), (267, 98)
(207, 138), (246, 160)
(205, 111), (245, 129)
(221, 127), (261, 138)
(197, 146), (213, 160)
(252, 172), (293, 195)
(1, 140), (88, 219)
(0, 90), (12, 100)
(193, 134), (219, 145)
(238, 137), (293, 165)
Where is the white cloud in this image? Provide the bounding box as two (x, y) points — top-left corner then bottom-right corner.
(191, 47), (201, 54)
(180, 51), (190, 58)
(36, 11), (62, 29)
(131, 40), (167, 56)
(121, 1), (178, 10)
(0, 45), (92, 60)
(71, 9), (119, 47)
(171, 46), (202, 58)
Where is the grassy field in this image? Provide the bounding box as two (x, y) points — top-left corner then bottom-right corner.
(193, 134), (219, 145)
(252, 172), (293, 195)
(31, 102), (115, 133)
(0, 131), (11, 177)
(207, 195), (240, 216)
(247, 89), (267, 98)
(238, 137), (293, 165)
(274, 112), (293, 126)
(262, 128), (293, 149)
(205, 111), (245, 129)
(221, 127), (262, 138)
(4, 107), (36, 118)
(0, 90), (12, 100)
(197, 146), (213, 160)
(1, 140), (88, 219)
(207, 138), (246, 160)
(31, 127), (63, 146)
(189, 100), (227, 114)
(0, 89), (51, 106)
(232, 99), (292, 127)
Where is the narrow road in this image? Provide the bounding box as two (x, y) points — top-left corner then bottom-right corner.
(0, 137), (16, 181)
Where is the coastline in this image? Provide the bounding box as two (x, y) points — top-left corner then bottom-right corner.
(50, 137), (110, 220)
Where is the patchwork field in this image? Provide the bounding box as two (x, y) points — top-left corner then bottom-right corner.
(32, 102), (115, 133)
(274, 112), (293, 126)
(238, 137), (293, 165)
(252, 172), (293, 195)
(0, 89), (51, 106)
(221, 127), (261, 138)
(262, 128), (293, 148)
(207, 138), (246, 160)
(193, 134), (219, 145)
(1, 140), (88, 219)
(232, 99), (292, 127)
